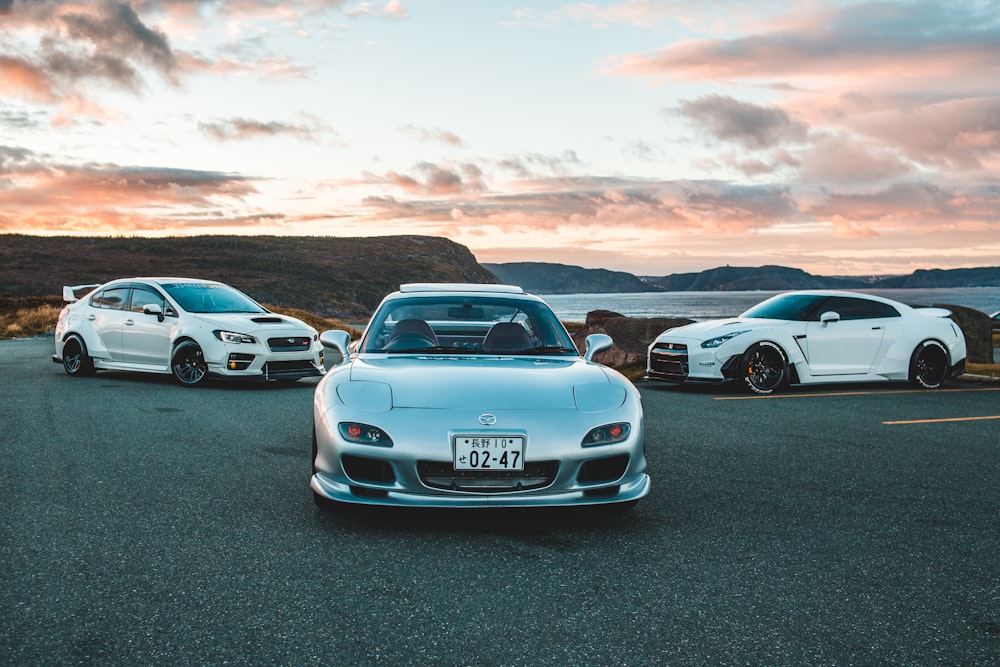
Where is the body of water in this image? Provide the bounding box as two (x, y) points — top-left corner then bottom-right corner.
(542, 288), (1000, 322)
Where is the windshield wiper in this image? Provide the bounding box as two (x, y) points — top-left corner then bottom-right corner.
(520, 346), (578, 355)
(384, 345), (466, 354)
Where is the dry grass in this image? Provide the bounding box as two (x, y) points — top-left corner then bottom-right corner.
(1, 304), (62, 339)
(262, 304), (362, 339)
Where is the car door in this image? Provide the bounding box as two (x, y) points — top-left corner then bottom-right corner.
(803, 296), (888, 375)
(121, 285), (175, 367)
(88, 286), (131, 361)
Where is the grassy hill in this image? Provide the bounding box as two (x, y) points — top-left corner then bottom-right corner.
(0, 234), (498, 319)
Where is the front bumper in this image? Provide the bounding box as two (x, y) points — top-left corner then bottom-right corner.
(646, 338), (739, 384)
(311, 471), (650, 508)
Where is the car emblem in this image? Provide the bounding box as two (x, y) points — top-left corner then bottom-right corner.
(478, 414), (497, 425)
(288, 338), (297, 344)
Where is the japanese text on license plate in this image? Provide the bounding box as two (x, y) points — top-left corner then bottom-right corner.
(454, 436), (524, 471)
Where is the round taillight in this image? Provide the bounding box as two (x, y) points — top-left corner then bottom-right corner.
(609, 425), (623, 439)
(347, 424), (362, 439)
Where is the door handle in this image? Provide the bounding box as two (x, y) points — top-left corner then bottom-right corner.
(124, 319), (135, 326)
(87, 315), (96, 321)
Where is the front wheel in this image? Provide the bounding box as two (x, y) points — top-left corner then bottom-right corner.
(741, 341), (788, 394)
(910, 340), (949, 389)
(171, 341), (208, 386)
(62, 335), (95, 376)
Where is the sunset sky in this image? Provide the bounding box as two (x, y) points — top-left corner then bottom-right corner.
(1, 0), (998, 276)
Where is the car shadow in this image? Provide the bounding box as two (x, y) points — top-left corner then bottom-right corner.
(310, 502), (644, 537)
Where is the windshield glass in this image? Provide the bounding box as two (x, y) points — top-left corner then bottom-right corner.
(162, 282), (266, 314)
(361, 295), (577, 355)
(740, 293), (829, 321)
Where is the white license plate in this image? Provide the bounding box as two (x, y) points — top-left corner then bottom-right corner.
(454, 436), (524, 471)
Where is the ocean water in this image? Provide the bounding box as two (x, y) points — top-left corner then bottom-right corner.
(541, 288), (1000, 322)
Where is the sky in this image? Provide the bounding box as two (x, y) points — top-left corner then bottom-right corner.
(1, 0), (999, 277)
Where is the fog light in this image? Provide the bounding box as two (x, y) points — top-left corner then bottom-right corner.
(227, 353), (255, 370)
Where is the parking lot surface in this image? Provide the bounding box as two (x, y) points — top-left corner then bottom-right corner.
(2, 337), (998, 665)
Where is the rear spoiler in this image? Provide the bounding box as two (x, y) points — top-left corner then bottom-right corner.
(914, 307), (952, 318)
(62, 284), (101, 303)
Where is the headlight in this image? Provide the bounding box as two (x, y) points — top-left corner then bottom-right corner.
(214, 330), (256, 344)
(339, 422), (393, 447)
(701, 330), (750, 348)
(582, 423), (630, 447)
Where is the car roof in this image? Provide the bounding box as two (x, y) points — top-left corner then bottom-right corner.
(399, 283), (524, 294)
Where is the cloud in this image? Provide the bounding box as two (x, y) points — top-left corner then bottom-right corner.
(674, 94), (809, 150)
(0, 146), (258, 232)
(604, 1), (1000, 92)
(199, 115), (331, 142)
(401, 125), (465, 146)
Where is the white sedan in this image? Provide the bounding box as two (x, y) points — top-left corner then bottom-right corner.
(311, 283), (649, 509)
(53, 277), (325, 385)
(646, 290), (967, 394)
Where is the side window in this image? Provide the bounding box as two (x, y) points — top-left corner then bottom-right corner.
(90, 287), (129, 310)
(822, 296), (899, 320)
(129, 286), (166, 315)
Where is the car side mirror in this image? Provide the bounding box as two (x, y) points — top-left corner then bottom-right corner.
(143, 303), (165, 322)
(820, 311), (840, 324)
(319, 329), (352, 365)
(584, 333), (613, 361)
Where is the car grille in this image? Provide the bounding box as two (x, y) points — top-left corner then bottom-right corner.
(268, 336), (312, 352)
(649, 342), (688, 381)
(262, 360), (323, 380)
(417, 461), (559, 493)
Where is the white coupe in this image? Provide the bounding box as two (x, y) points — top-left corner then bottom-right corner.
(54, 277), (325, 385)
(646, 290), (967, 394)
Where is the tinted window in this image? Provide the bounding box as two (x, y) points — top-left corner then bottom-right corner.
(91, 287), (129, 310)
(161, 283), (265, 314)
(129, 286), (168, 315)
(741, 294), (828, 321)
(361, 295), (576, 355)
(818, 296), (900, 320)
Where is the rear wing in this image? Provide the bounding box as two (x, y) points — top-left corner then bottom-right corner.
(914, 307), (953, 318)
(62, 284), (101, 303)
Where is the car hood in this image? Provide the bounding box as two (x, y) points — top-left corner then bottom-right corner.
(343, 355), (621, 411)
(660, 317), (790, 341)
(193, 312), (314, 334)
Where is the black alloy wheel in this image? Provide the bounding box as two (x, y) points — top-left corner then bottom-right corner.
(910, 340), (949, 389)
(62, 335), (95, 376)
(171, 341), (208, 386)
(741, 341), (788, 394)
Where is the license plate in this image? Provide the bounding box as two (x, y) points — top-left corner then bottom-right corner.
(454, 436), (524, 471)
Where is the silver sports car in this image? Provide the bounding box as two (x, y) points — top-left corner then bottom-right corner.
(647, 290), (967, 394)
(311, 283), (649, 509)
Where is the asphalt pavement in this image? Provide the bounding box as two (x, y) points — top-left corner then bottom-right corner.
(2, 337), (998, 665)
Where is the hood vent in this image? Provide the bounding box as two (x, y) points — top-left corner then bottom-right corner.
(251, 316), (286, 324)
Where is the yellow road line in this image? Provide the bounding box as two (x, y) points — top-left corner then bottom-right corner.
(715, 387), (1000, 401)
(884, 415), (1000, 425)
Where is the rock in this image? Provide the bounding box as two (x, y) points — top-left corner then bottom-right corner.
(572, 311), (694, 371)
(934, 304), (991, 364)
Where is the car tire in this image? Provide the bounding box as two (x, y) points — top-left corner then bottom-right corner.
(171, 340), (208, 386)
(62, 335), (96, 376)
(910, 340), (949, 389)
(740, 341), (788, 395)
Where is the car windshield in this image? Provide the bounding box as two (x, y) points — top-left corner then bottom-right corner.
(162, 282), (267, 314)
(740, 293), (829, 321)
(361, 295), (577, 355)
